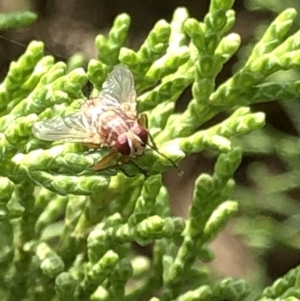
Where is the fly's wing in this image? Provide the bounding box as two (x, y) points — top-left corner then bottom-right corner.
(32, 65), (137, 143)
(32, 112), (96, 143)
(99, 65), (137, 117)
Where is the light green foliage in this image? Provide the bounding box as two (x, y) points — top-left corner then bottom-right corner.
(1, 3), (300, 301)
(259, 266), (300, 300)
(0, 10), (37, 30)
(226, 1), (300, 297)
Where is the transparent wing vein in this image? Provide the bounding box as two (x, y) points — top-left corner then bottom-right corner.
(100, 65), (136, 106)
(32, 113), (93, 142)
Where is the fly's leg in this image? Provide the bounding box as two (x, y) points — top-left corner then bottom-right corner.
(138, 114), (183, 175)
(92, 151), (119, 171)
(138, 113), (158, 150)
(83, 142), (102, 155)
(94, 154), (148, 177)
(127, 159), (149, 177)
(83, 142), (101, 149)
(117, 155), (149, 177)
(137, 113), (148, 127)
(93, 153), (131, 174)
(116, 156), (149, 177)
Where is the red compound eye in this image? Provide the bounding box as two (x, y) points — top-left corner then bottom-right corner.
(131, 126), (148, 146)
(115, 133), (131, 155)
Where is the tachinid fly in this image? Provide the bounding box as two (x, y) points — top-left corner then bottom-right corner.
(32, 65), (156, 171)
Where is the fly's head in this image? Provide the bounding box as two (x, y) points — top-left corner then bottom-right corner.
(115, 126), (148, 157)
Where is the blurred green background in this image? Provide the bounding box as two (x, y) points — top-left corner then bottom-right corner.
(1, 0), (300, 291)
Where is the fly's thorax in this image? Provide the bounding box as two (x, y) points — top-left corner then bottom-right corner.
(93, 109), (135, 147)
(120, 102), (137, 120)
